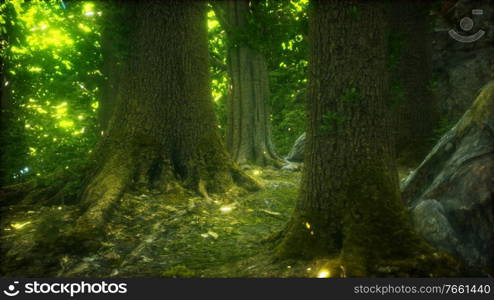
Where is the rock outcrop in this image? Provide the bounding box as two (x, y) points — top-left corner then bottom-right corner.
(402, 81), (494, 273)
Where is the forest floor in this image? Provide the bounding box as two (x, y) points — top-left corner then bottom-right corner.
(0, 168), (306, 277)
(1, 166), (421, 277)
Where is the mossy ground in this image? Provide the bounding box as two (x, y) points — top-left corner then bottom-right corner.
(0, 167), (463, 277)
(0, 168), (301, 277)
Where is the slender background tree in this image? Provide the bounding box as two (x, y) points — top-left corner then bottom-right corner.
(212, 0), (280, 166)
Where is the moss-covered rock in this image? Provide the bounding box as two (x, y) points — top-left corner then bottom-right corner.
(402, 81), (494, 274)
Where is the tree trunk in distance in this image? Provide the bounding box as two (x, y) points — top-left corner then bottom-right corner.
(75, 0), (258, 240)
(275, 1), (457, 277)
(214, 0), (281, 167)
(391, 1), (438, 166)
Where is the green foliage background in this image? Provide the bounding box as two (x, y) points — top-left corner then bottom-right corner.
(1, 0), (102, 184)
(208, 0), (308, 155)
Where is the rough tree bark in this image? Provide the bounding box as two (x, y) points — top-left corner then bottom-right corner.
(213, 0), (280, 166)
(97, 1), (127, 132)
(391, 1), (438, 165)
(75, 0), (258, 237)
(275, 1), (455, 276)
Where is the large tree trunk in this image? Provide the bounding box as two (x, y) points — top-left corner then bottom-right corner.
(98, 11), (119, 132)
(76, 1), (258, 237)
(275, 1), (444, 276)
(391, 1), (438, 165)
(214, 0), (280, 167)
(97, 1), (129, 132)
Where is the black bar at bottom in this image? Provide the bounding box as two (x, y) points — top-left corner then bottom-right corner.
(0, 278), (492, 299)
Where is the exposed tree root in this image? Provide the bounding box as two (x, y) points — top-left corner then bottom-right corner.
(71, 139), (260, 246)
(272, 213), (462, 277)
(0, 169), (84, 207)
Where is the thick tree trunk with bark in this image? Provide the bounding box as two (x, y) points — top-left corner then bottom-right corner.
(214, 0), (280, 166)
(76, 1), (258, 237)
(98, 7), (120, 132)
(391, 1), (438, 165)
(275, 1), (450, 276)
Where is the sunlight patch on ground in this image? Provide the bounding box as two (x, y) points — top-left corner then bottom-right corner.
(316, 268), (331, 278)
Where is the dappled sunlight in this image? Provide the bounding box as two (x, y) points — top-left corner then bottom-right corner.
(1, 0), (102, 180)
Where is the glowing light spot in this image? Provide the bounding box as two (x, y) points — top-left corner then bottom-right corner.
(252, 169), (262, 176)
(11, 221), (31, 230)
(208, 19), (219, 30)
(78, 23), (91, 32)
(58, 120), (74, 128)
(28, 66), (42, 72)
(83, 3), (95, 16)
(54, 102), (68, 118)
(317, 269), (331, 278)
(62, 60), (72, 69)
(220, 205), (234, 213)
(11, 46), (27, 54)
(305, 222), (311, 229)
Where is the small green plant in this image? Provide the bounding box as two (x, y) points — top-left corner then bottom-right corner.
(387, 32), (406, 71)
(341, 87), (363, 104)
(387, 81), (405, 109)
(431, 117), (456, 143)
(428, 78), (439, 91)
(349, 5), (360, 19)
(320, 112), (348, 134)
